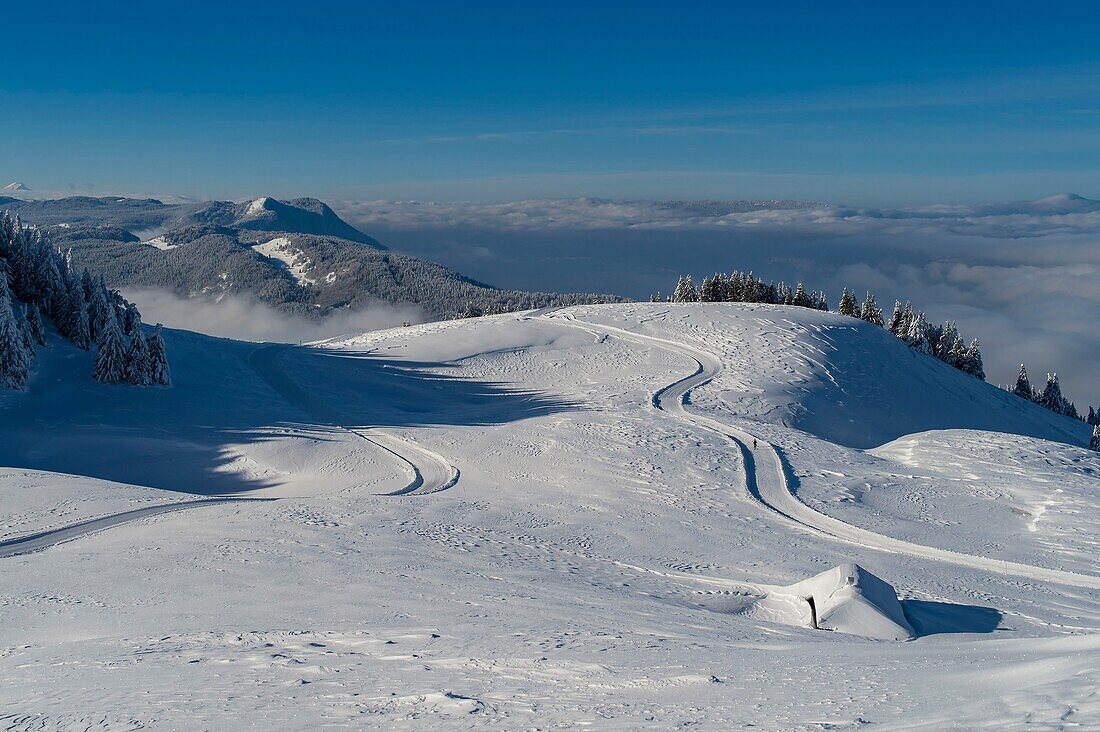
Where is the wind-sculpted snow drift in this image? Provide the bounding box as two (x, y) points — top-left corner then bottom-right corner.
(2, 303), (1099, 728)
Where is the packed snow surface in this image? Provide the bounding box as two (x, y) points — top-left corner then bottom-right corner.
(1, 303), (1098, 729)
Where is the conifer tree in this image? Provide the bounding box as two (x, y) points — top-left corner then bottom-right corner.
(1013, 364), (1033, 400)
(699, 275), (721, 302)
(148, 324), (172, 386)
(80, 268), (95, 302)
(0, 277), (29, 390)
(460, 302), (483, 318)
(859, 292), (883, 326)
(905, 311), (932, 354)
(838, 288), (858, 317)
(926, 322), (945, 358)
(1039, 373), (1067, 414)
(125, 324), (153, 385)
(93, 309), (126, 384)
(962, 339), (985, 380)
(887, 300), (905, 336)
(673, 275), (697, 303)
(1091, 424), (1100, 452)
(25, 301), (45, 346)
(1087, 406), (1099, 427)
(714, 273), (731, 302)
(792, 282), (811, 308)
(68, 285), (91, 350)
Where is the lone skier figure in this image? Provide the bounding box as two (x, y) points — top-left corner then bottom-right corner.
(752, 438), (757, 450)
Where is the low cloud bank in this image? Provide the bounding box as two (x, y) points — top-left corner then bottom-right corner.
(125, 288), (424, 344)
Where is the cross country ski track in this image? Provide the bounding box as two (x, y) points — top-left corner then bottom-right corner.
(0, 497), (275, 558)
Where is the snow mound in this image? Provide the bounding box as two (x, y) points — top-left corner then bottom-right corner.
(757, 564), (914, 640)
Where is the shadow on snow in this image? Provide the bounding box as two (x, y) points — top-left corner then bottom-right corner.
(0, 330), (578, 496)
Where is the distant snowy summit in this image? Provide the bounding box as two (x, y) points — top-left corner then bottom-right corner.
(2, 182), (28, 192)
(184, 196), (384, 247)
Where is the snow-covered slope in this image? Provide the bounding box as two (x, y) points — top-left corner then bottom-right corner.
(1, 303), (1098, 729)
(565, 302), (1089, 448)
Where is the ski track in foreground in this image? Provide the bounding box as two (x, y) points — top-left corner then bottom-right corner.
(247, 344), (459, 497)
(0, 497), (273, 558)
(547, 310), (1100, 591)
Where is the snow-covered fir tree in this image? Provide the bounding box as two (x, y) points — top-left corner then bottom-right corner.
(838, 288), (858, 317)
(122, 303), (141, 337)
(791, 283), (811, 308)
(673, 275), (698, 303)
(886, 300), (905, 336)
(905, 311), (932, 354)
(460, 302), (483, 318)
(859, 292), (883, 326)
(1007, 361), (1034, 396)
(699, 274), (726, 301)
(1013, 364), (1033, 400)
(0, 277), (29, 390)
(1088, 406), (1099, 427)
(148, 324), (172, 386)
(1037, 373), (1075, 417)
(25, 301), (45, 346)
(961, 339), (985, 380)
(93, 309), (127, 384)
(1092, 424), (1100, 452)
(124, 323), (153, 385)
(69, 286), (91, 351)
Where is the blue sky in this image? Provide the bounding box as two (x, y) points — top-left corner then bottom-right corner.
(4, 1), (1100, 204)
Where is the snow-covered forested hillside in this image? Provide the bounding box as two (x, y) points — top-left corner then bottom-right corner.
(1, 302), (1098, 729)
(0, 195), (621, 321)
(0, 212), (169, 390)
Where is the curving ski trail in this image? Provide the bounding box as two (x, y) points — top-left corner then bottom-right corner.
(247, 344), (458, 496)
(0, 497), (273, 558)
(547, 311), (1100, 591)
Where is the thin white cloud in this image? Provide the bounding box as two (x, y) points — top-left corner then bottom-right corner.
(125, 288), (425, 344)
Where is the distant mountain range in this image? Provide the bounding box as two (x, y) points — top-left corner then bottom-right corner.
(0, 195), (618, 320)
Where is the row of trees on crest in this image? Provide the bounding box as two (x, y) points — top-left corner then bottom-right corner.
(657, 274), (984, 380)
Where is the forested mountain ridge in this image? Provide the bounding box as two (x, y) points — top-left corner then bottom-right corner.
(0, 195), (620, 320)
